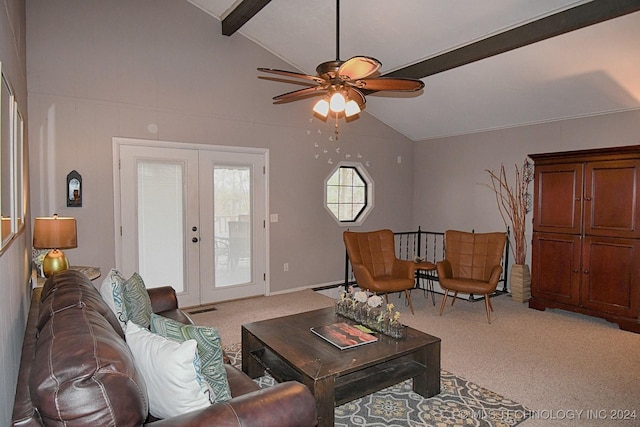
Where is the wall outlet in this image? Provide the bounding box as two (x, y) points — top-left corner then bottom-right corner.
(284, 263), (289, 272)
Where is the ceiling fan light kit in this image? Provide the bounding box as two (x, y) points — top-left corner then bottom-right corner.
(257, 0), (424, 134)
(313, 89), (361, 116)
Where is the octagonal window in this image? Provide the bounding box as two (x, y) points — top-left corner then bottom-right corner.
(325, 162), (374, 226)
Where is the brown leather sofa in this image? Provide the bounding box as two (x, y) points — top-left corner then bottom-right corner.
(12, 270), (318, 426)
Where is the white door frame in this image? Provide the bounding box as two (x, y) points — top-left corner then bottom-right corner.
(112, 137), (270, 304)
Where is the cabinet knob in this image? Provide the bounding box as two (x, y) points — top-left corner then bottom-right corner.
(584, 197), (592, 201)
(192, 237), (199, 243)
(583, 270), (589, 274)
(573, 269), (579, 273)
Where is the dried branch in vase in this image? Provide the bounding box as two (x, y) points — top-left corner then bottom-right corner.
(485, 160), (533, 265)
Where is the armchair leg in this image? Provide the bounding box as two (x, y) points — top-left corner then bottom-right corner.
(439, 290), (450, 316)
(451, 292), (458, 306)
(485, 296), (492, 324)
(405, 290), (414, 315)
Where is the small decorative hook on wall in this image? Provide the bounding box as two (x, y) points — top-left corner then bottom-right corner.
(67, 170), (82, 207)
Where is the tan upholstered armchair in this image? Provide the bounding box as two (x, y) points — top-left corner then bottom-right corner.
(344, 229), (416, 314)
(436, 230), (506, 323)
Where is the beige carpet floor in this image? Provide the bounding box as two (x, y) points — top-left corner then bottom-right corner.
(190, 289), (640, 426)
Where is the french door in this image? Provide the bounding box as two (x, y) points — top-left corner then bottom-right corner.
(114, 138), (268, 307)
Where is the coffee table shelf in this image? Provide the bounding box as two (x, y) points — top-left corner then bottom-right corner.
(250, 348), (302, 383)
(334, 356), (426, 405)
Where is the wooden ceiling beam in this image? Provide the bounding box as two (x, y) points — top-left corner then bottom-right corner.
(222, 0), (272, 36)
(382, 0), (640, 81)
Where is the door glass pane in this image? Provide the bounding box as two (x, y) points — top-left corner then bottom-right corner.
(137, 160), (184, 292)
(214, 166), (251, 287)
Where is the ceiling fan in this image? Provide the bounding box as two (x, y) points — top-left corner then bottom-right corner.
(257, 0), (424, 120)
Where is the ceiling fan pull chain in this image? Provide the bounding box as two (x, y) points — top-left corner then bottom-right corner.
(335, 115), (339, 140)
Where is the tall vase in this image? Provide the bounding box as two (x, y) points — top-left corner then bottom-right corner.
(510, 264), (531, 303)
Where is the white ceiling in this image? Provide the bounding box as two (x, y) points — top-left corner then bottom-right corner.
(187, 0), (640, 141)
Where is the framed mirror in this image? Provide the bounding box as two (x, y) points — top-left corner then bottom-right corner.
(67, 170), (82, 207)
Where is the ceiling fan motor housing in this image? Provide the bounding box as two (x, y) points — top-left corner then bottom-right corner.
(316, 60), (343, 80)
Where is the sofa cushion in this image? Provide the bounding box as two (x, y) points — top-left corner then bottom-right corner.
(99, 268), (128, 329)
(31, 274), (148, 426)
(125, 321), (212, 419)
(150, 313), (232, 402)
(123, 272), (153, 328)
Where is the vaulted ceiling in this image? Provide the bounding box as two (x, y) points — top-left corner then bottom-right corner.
(187, 0), (640, 141)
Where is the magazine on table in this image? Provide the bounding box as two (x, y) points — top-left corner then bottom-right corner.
(310, 322), (378, 350)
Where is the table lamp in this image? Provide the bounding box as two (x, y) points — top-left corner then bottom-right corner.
(33, 215), (78, 277)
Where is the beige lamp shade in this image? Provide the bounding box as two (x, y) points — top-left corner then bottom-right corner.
(33, 216), (78, 249)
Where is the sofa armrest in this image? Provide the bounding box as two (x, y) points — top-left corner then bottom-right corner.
(11, 288), (44, 427)
(147, 286), (179, 313)
(146, 381), (318, 427)
(147, 286), (194, 325)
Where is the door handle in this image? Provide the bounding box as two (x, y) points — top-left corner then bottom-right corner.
(192, 237), (199, 243)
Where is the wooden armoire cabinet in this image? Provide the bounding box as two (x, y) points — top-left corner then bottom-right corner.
(529, 145), (640, 333)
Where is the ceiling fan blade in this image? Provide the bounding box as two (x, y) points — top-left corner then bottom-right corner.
(258, 68), (325, 84)
(346, 87), (366, 108)
(356, 77), (425, 92)
(338, 56), (381, 80)
(272, 86), (326, 102)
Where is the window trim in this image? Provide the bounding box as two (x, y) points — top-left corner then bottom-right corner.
(324, 161), (374, 226)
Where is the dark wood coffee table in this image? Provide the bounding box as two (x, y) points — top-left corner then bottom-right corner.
(242, 307), (441, 427)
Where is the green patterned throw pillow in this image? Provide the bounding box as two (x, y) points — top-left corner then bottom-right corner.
(123, 273), (153, 329)
(150, 313), (231, 402)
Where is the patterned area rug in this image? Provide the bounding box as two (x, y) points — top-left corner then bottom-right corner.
(224, 344), (530, 427)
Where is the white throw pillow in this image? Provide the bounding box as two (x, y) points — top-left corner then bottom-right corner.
(150, 313), (232, 402)
(100, 268), (128, 329)
(125, 321), (212, 419)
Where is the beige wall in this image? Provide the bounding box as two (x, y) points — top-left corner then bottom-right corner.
(0, 0), (30, 424)
(25, 0), (416, 293)
(413, 109), (640, 265)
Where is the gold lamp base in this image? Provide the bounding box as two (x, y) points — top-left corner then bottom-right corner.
(42, 249), (70, 277)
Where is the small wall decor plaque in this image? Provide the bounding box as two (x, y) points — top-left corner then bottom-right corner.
(67, 170), (82, 207)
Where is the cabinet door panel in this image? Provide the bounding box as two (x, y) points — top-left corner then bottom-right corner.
(584, 160), (640, 238)
(581, 236), (640, 317)
(531, 233), (581, 304)
(533, 164), (582, 234)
